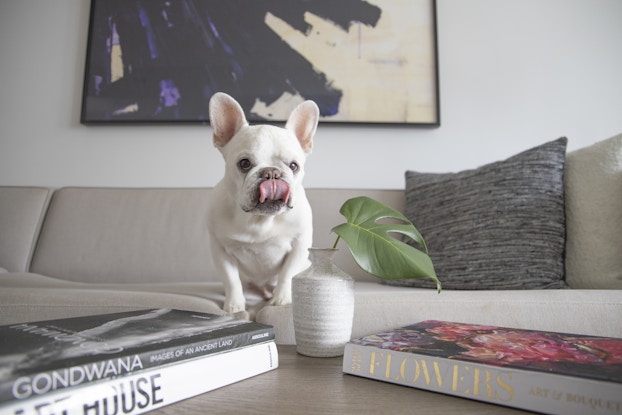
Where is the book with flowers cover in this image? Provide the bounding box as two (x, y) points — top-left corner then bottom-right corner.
(343, 320), (622, 415)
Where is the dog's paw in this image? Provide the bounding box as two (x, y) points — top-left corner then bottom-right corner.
(224, 303), (249, 320)
(267, 288), (292, 306)
(223, 300), (246, 315)
(233, 310), (250, 321)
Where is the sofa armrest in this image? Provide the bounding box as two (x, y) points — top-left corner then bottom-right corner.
(0, 187), (52, 272)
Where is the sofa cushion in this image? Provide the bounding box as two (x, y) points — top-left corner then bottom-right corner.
(565, 133), (622, 288)
(256, 282), (622, 344)
(0, 187), (52, 272)
(392, 137), (568, 290)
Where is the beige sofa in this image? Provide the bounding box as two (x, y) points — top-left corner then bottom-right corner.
(1, 135), (621, 344)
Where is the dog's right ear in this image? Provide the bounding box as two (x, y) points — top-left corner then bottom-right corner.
(285, 100), (319, 155)
(209, 92), (249, 149)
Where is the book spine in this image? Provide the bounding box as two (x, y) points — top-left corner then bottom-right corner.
(2, 341), (278, 415)
(136, 325), (275, 368)
(343, 344), (622, 415)
(1, 325), (274, 404)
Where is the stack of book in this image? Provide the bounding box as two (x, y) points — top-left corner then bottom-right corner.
(343, 320), (622, 415)
(0, 309), (278, 414)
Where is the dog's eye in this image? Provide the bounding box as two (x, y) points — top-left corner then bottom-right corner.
(238, 159), (252, 171)
(289, 162), (299, 172)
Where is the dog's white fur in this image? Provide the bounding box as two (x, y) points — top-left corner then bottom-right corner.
(207, 92), (319, 317)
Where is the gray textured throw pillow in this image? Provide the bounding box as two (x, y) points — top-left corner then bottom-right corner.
(391, 137), (568, 290)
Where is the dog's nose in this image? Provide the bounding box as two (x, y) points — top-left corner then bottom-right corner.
(261, 168), (281, 180)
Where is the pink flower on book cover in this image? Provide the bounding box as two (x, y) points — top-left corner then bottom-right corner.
(565, 337), (622, 364)
(426, 321), (622, 367)
(459, 332), (606, 365)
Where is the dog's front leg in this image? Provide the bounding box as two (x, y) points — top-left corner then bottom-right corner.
(210, 243), (247, 317)
(269, 240), (310, 306)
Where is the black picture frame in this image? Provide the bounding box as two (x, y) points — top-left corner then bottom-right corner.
(81, 0), (440, 125)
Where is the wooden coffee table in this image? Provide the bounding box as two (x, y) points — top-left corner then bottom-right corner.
(153, 345), (531, 414)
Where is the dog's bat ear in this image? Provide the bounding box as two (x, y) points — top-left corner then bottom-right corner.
(285, 100), (319, 155)
(209, 92), (249, 148)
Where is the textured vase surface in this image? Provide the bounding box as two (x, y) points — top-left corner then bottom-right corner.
(292, 248), (355, 357)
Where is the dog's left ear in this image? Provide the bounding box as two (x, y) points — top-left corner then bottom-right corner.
(285, 101), (319, 155)
(209, 92), (249, 149)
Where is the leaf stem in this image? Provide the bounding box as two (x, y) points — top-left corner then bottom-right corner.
(332, 235), (341, 249)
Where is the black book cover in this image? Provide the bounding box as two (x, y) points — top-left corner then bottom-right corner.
(0, 309), (274, 404)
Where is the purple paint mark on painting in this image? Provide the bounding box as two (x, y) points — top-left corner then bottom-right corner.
(206, 18), (233, 56)
(154, 79), (181, 119)
(138, 6), (159, 59)
(111, 23), (120, 46)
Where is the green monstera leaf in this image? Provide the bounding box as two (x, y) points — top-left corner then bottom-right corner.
(331, 197), (441, 292)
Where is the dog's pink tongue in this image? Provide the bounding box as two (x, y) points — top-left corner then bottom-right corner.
(259, 180), (290, 204)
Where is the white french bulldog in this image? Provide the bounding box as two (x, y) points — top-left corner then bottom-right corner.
(207, 92), (319, 317)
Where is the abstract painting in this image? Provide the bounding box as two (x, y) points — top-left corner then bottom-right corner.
(81, 0), (439, 125)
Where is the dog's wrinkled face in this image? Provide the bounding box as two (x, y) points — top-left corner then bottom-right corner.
(221, 124), (307, 215)
(209, 92), (318, 216)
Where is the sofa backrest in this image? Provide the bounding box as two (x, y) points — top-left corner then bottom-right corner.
(30, 187), (216, 283)
(3, 143), (618, 288)
(564, 133), (622, 289)
(0, 187), (52, 272)
(25, 187), (404, 284)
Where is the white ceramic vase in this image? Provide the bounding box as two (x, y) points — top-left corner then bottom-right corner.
(292, 248), (355, 357)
